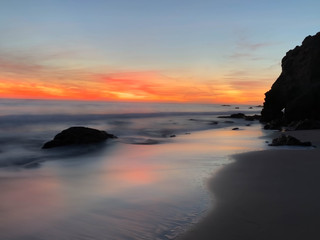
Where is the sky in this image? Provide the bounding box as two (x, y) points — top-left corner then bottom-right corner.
(0, 0), (319, 104)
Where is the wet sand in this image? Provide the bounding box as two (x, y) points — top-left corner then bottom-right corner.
(179, 130), (320, 240)
(0, 125), (267, 240)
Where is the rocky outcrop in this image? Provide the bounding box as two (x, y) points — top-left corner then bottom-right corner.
(287, 119), (320, 130)
(218, 113), (261, 121)
(261, 32), (320, 124)
(269, 134), (312, 146)
(42, 126), (117, 149)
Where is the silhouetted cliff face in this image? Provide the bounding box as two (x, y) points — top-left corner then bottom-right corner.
(261, 32), (320, 123)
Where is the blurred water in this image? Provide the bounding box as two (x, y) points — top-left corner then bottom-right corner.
(0, 99), (265, 240)
(0, 99), (258, 116)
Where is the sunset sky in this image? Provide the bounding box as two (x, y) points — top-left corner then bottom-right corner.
(0, 0), (319, 104)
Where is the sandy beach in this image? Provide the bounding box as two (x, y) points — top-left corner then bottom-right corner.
(179, 129), (320, 240)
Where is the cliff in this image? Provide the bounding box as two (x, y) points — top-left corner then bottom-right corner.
(261, 32), (320, 123)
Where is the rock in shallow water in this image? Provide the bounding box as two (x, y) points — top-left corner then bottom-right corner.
(42, 126), (117, 149)
(269, 134), (312, 146)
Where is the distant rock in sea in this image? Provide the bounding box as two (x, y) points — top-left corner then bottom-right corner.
(42, 126), (117, 149)
(261, 32), (320, 124)
(218, 113), (261, 121)
(218, 113), (245, 119)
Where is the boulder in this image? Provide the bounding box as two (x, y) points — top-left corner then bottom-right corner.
(230, 113), (245, 118)
(288, 119), (320, 130)
(218, 113), (245, 119)
(42, 126), (117, 149)
(261, 32), (320, 124)
(218, 113), (261, 121)
(263, 119), (283, 130)
(269, 134), (312, 146)
(244, 114), (261, 121)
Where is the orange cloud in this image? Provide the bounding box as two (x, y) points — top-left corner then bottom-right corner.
(0, 34), (275, 104)
(0, 78), (115, 100)
(91, 64), (275, 104)
(95, 71), (220, 102)
(0, 52), (269, 104)
(0, 71), (268, 104)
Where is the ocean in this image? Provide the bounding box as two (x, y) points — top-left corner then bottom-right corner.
(0, 99), (267, 240)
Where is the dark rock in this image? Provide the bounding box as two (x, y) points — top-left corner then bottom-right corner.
(263, 119), (283, 130)
(232, 127), (240, 130)
(42, 126), (117, 149)
(288, 119), (320, 130)
(269, 134), (312, 146)
(218, 113), (245, 119)
(169, 135), (176, 138)
(230, 113), (245, 118)
(219, 113), (261, 121)
(244, 114), (261, 121)
(235, 107), (239, 109)
(221, 104), (231, 106)
(261, 32), (320, 123)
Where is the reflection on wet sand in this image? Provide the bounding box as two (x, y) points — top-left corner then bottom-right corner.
(0, 174), (65, 238)
(0, 125), (266, 239)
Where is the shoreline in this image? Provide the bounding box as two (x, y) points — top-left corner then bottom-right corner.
(178, 129), (320, 240)
(0, 121), (266, 240)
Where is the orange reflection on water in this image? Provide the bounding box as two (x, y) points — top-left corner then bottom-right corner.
(157, 127), (264, 156)
(116, 167), (157, 185)
(95, 146), (168, 197)
(100, 164), (162, 189)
